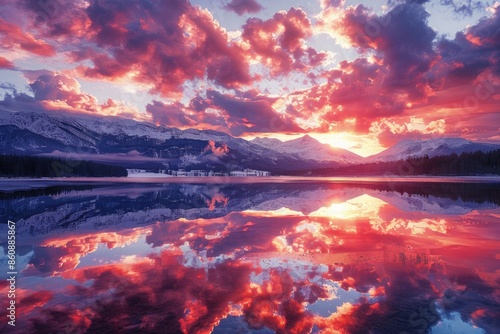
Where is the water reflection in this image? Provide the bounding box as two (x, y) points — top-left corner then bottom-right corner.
(1, 182), (499, 333)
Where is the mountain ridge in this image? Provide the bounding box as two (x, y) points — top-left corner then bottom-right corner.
(1, 110), (499, 172)
(368, 137), (500, 162)
(250, 135), (364, 164)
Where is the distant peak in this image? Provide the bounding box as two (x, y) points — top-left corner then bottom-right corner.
(299, 134), (317, 142)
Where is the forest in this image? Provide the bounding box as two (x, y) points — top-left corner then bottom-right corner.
(0, 155), (128, 177)
(291, 149), (500, 176)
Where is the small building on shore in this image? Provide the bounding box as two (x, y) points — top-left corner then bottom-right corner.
(168, 169), (270, 177)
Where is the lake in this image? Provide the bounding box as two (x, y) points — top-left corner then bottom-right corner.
(1, 178), (499, 333)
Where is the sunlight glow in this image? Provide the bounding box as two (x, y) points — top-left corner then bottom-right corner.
(309, 194), (388, 220)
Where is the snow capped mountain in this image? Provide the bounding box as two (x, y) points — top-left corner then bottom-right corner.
(0, 111), (324, 172)
(251, 135), (364, 164)
(2, 110), (499, 171)
(0, 109), (175, 145)
(368, 138), (500, 162)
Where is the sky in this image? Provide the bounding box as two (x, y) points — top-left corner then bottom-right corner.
(0, 0), (499, 156)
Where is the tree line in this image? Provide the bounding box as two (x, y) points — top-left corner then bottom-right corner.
(0, 155), (128, 177)
(290, 149), (500, 176)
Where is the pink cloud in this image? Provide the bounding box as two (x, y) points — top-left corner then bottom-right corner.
(0, 17), (55, 57)
(0, 71), (147, 120)
(18, 0), (255, 96)
(0, 56), (14, 68)
(242, 7), (327, 76)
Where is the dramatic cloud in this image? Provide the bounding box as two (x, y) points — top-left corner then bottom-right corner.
(323, 3), (438, 99)
(224, 0), (263, 15)
(0, 17), (55, 57)
(437, 5), (500, 85)
(0, 72), (146, 119)
(242, 7), (327, 76)
(0, 0), (498, 150)
(146, 100), (196, 128)
(200, 89), (303, 135)
(17, 0), (255, 96)
(148, 88), (308, 135)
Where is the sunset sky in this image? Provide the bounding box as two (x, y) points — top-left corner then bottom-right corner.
(0, 0), (499, 156)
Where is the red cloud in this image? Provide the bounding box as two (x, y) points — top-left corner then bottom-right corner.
(242, 7), (326, 76)
(1, 0), (497, 143)
(19, 0), (255, 96)
(0, 17), (55, 57)
(0, 56), (14, 68)
(204, 140), (229, 157)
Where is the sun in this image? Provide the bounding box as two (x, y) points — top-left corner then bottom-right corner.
(309, 132), (357, 150)
(310, 133), (386, 157)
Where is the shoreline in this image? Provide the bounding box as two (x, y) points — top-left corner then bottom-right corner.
(1, 175), (500, 193)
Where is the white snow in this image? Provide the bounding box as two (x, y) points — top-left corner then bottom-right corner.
(251, 135), (363, 164)
(368, 138), (500, 162)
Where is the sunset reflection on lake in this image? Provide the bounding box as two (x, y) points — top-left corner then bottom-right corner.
(1, 181), (499, 333)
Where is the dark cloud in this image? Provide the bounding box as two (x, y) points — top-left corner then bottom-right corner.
(224, 0), (263, 16)
(340, 3), (438, 100)
(146, 100), (196, 128)
(439, 0), (489, 16)
(146, 88), (306, 135)
(203, 89), (303, 135)
(436, 5), (500, 88)
(19, 0), (255, 96)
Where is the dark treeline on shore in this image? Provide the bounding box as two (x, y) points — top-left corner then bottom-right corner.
(0, 155), (128, 177)
(289, 149), (500, 176)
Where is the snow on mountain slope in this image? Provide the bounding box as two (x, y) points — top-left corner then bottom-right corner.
(3, 110), (498, 168)
(0, 110), (174, 144)
(0, 110), (316, 171)
(251, 135), (363, 164)
(368, 138), (500, 162)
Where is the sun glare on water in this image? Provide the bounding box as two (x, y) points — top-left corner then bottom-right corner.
(309, 194), (388, 220)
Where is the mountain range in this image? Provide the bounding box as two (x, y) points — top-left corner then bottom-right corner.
(0, 110), (499, 173)
(251, 135), (364, 164)
(367, 137), (500, 162)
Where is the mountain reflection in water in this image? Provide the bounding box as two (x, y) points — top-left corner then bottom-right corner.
(0, 181), (499, 334)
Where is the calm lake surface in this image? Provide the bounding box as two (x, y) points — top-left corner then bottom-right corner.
(1, 179), (499, 333)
